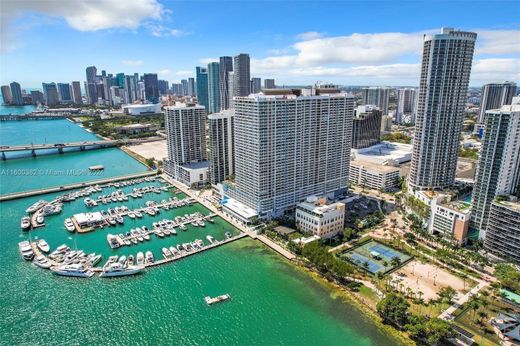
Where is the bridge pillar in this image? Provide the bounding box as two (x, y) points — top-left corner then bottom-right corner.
(31, 149), (36, 157)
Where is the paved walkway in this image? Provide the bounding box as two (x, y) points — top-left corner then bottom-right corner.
(438, 281), (489, 320)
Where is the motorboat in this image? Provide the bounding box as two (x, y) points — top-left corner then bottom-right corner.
(206, 235), (215, 244)
(33, 255), (51, 269)
(134, 210), (143, 218)
(108, 218), (116, 226)
(118, 256), (127, 265)
(18, 241), (34, 261)
(136, 252), (145, 266)
(64, 218), (75, 232)
(225, 232), (232, 239)
(195, 239), (204, 248)
(37, 239), (50, 253)
(154, 229), (164, 238)
(191, 221), (198, 227)
(169, 246), (178, 256)
(20, 216), (31, 231)
(128, 211), (136, 219)
(99, 262), (144, 277)
(179, 224), (187, 231)
(145, 251), (154, 264)
(127, 255), (134, 266)
(162, 247), (172, 259)
(140, 228), (150, 241)
(116, 216), (124, 225)
(51, 264), (94, 278)
(107, 234), (120, 249)
(197, 220), (205, 227)
(26, 200), (47, 214)
(88, 254), (102, 266)
(163, 228), (171, 236)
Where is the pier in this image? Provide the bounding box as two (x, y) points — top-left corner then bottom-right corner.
(0, 137), (163, 160)
(0, 171), (158, 202)
(0, 114), (67, 121)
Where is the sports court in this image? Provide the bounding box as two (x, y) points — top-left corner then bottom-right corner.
(339, 239), (412, 274)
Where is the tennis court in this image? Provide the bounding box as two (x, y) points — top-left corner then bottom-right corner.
(339, 239), (412, 274)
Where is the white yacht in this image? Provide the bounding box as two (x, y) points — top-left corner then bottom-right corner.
(99, 263), (144, 277)
(136, 252), (145, 266)
(145, 251), (154, 264)
(18, 241), (34, 261)
(37, 239), (50, 253)
(51, 264), (94, 278)
(33, 255), (51, 269)
(64, 218), (75, 232)
(26, 200), (47, 214)
(20, 216), (31, 231)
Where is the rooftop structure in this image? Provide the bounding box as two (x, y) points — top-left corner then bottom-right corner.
(350, 159), (401, 191)
(352, 141), (413, 166)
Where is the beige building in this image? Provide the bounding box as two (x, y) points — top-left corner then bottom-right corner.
(430, 198), (471, 245)
(295, 197), (345, 239)
(350, 160), (400, 191)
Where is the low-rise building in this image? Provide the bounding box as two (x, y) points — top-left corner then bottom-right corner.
(350, 160), (400, 191)
(73, 212), (104, 228)
(175, 161), (210, 187)
(115, 123), (158, 135)
(122, 103), (162, 115)
(484, 197), (520, 264)
(430, 198), (471, 245)
(295, 196), (345, 239)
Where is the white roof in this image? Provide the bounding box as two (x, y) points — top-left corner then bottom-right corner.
(222, 198), (258, 219)
(74, 212), (104, 224)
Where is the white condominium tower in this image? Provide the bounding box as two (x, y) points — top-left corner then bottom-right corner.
(409, 28), (477, 190)
(362, 87), (391, 115)
(208, 110), (234, 185)
(164, 104), (208, 180)
(471, 104), (520, 238)
(228, 89), (354, 217)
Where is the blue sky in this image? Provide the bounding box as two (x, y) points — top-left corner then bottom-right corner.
(1, 0), (519, 88)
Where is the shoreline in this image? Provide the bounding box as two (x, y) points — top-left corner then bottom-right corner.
(290, 259), (414, 346)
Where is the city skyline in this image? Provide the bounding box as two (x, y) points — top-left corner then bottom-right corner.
(1, 1), (519, 87)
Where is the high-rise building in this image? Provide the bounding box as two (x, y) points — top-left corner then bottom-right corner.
(219, 56), (233, 110)
(181, 80), (188, 96)
(116, 73), (125, 88)
(250, 78), (261, 94)
(42, 82), (59, 106)
(171, 83), (183, 96)
(471, 104), (520, 238)
(57, 83), (72, 103)
(124, 75), (138, 104)
(86, 66), (97, 84)
(483, 197), (520, 264)
(264, 79), (276, 89)
(101, 77), (112, 105)
(232, 54), (251, 99)
(396, 88), (418, 124)
(30, 90), (44, 105)
(409, 28), (477, 190)
(351, 105), (382, 149)
(475, 82), (517, 135)
(143, 73), (159, 103)
(158, 80), (170, 96)
(1, 85), (12, 104)
(195, 67), (209, 111)
(208, 110), (234, 185)
(227, 72), (235, 109)
(207, 62), (221, 114)
(187, 78), (196, 97)
(71, 81), (82, 104)
(362, 87), (391, 115)
(164, 104), (209, 186)
(228, 89), (354, 217)
(9, 82), (23, 105)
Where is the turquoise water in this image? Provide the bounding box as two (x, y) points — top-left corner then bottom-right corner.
(0, 184), (398, 345)
(0, 104), (37, 115)
(0, 119), (399, 345)
(0, 120), (148, 194)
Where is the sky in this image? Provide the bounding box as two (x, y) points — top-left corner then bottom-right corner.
(1, 0), (519, 88)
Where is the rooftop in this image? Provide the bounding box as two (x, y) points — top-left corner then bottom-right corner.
(352, 141), (413, 165)
(180, 160), (210, 171)
(350, 159), (401, 173)
(222, 197), (258, 219)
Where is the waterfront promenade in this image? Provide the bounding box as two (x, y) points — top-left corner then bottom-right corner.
(161, 174), (296, 260)
(0, 171), (158, 202)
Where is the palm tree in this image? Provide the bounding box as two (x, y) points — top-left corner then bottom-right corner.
(391, 256), (401, 268)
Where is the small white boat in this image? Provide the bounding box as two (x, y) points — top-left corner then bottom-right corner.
(64, 218), (75, 232)
(128, 211), (136, 219)
(118, 256), (127, 265)
(135, 210), (143, 218)
(136, 252), (145, 266)
(33, 255), (51, 269)
(20, 216), (31, 230)
(179, 224), (187, 231)
(206, 235), (215, 244)
(204, 294), (231, 305)
(162, 247), (172, 259)
(37, 239), (50, 253)
(145, 251), (154, 264)
(169, 246), (178, 256)
(18, 241), (34, 261)
(26, 200), (47, 214)
(127, 255), (134, 266)
(197, 220), (205, 227)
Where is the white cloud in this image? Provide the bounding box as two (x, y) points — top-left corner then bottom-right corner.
(122, 59), (143, 67)
(144, 23), (190, 37)
(471, 58), (520, 82)
(475, 30), (520, 55)
(0, 0), (174, 52)
(296, 31), (325, 40)
(175, 70), (192, 76)
(199, 58), (219, 65)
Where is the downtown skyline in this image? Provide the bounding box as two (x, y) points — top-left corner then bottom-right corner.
(1, 0), (519, 87)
